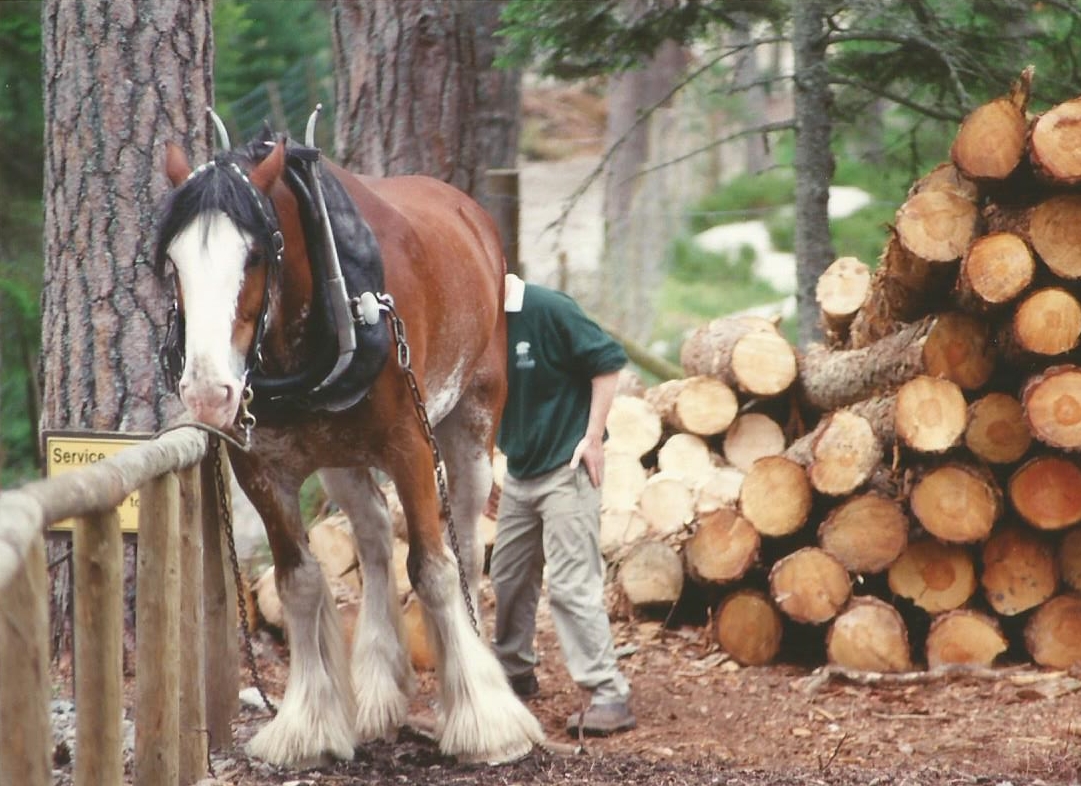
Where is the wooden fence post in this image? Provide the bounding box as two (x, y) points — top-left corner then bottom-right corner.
(177, 464), (208, 782)
(201, 443), (238, 750)
(135, 473), (180, 785)
(0, 536), (51, 786)
(74, 509), (123, 786)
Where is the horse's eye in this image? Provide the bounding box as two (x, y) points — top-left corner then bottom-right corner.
(244, 248), (261, 270)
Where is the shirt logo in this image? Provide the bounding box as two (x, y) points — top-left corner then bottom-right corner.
(515, 340), (536, 369)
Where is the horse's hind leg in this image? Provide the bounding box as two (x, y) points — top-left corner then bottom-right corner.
(230, 455), (357, 768)
(318, 467), (415, 741)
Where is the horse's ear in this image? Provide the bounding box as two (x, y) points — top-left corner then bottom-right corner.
(250, 140), (285, 194)
(165, 142), (192, 186)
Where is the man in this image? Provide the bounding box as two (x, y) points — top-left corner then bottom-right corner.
(489, 272), (636, 737)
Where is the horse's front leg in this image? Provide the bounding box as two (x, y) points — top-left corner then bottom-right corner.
(389, 435), (543, 763)
(230, 452), (356, 768)
(318, 466), (415, 741)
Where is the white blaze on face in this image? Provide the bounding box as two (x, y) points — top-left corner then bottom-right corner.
(168, 211), (253, 428)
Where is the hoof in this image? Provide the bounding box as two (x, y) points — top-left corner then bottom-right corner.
(246, 710), (356, 768)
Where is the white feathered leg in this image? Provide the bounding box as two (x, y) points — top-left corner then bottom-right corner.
(246, 556), (357, 767)
(320, 467), (415, 741)
(413, 550), (543, 763)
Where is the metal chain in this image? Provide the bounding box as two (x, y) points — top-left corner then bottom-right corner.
(382, 301), (480, 636)
(210, 435), (278, 715)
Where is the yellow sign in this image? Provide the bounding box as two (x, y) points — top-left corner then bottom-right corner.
(44, 431), (151, 533)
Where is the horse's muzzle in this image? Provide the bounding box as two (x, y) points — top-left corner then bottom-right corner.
(179, 378), (241, 430)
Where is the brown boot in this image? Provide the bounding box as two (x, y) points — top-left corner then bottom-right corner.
(565, 702), (636, 737)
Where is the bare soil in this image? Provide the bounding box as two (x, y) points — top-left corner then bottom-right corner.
(167, 581), (1081, 786)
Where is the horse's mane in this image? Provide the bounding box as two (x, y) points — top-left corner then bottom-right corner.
(153, 129), (284, 279)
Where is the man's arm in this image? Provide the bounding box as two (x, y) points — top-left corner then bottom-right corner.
(569, 369), (621, 488)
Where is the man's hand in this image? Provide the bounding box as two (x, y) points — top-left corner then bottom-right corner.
(569, 433), (605, 488)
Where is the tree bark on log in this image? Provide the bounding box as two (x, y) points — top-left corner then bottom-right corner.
(826, 596), (912, 672)
(818, 492), (908, 574)
(887, 538), (977, 614)
(713, 589), (783, 666)
(644, 376), (738, 437)
(799, 317), (935, 412)
(769, 547), (851, 624)
(980, 526), (1058, 616)
(680, 316), (797, 397)
(925, 610), (1008, 668)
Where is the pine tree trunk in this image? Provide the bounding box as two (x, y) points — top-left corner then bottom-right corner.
(41, 0), (211, 658)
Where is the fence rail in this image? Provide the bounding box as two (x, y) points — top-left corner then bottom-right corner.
(0, 426), (241, 786)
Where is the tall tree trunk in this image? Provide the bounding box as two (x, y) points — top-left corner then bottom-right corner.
(332, 0), (481, 195)
(41, 0), (212, 657)
(791, 0), (835, 347)
(598, 39), (687, 339)
(730, 17), (770, 175)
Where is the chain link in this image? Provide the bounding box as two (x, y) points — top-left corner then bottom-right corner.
(210, 436), (278, 715)
(383, 301), (480, 636)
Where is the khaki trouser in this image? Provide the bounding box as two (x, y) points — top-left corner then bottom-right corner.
(490, 463), (630, 705)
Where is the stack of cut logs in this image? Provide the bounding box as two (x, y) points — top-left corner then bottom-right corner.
(603, 66), (1081, 673)
(255, 68), (1080, 676)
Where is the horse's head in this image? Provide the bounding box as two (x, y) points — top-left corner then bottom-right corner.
(155, 139), (287, 429)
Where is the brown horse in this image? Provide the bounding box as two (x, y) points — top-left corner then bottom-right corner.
(155, 123), (542, 767)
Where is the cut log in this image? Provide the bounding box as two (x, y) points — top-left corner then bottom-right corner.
(308, 518), (361, 596)
(910, 463), (1001, 543)
(605, 394), (663, 459)
(601, 450), (649, 513)
(894, 375), (968, 454)
(826, 597), (912, 672)
(1022, 365), (1081, 450)
(816, 256), (871, 344)
(637, 470), (696, 538)
(817, 492), (909, 574)
(949, 66), (1031, 181)
(712, 589), (783, 666)
(402, 595), (436, 671)
(599, 508), (649, 557)
(1029, 95), (1081, 185)
(887, 538), (977, 614)
(895, 188), (980, 264)
(739, 455), (813, 538)
(254, 565), (283, 631)
(618, 540), (684, 609)
(680, 316), (797, 397)
(920, 311), (996, 391)
(799, 316), (935, 412)
(1010, 288), (1081, 357)
(955, 232), (1034, 311)
(804, 410), (883, 497)
(980, 526), (1058, 616)
(1061, 527), (1081, 591)
(1024, 594), (1081, 668)
(1008, 454), (1081, 530)
(787, 396), (896, 470)
(722, 413), (786, 473)
(964, 392), (1032, 465)
(694, 466), (745, 515)
(644, 375), (738, 437)
(925, 610), (1008, 668)
(769, 547), (851, 625)
(1029, 194), (1081, 279)
(656, 433), (716, 483)
(682, 507), (760, 585)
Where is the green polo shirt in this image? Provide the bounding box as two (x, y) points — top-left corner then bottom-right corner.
(497, 284), (627, 480)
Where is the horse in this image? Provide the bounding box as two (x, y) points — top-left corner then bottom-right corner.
(154, 116), (543, 768)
